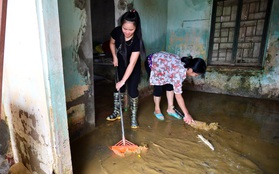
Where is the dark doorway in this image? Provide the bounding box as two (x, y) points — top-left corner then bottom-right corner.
(91, 0), (115, 50)
(91, 0), (115, 125)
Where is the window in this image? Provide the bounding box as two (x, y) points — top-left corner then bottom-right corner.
(208, 0), (272, 67)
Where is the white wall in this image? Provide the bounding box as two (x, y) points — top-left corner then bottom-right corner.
(3, 0), (72, 173)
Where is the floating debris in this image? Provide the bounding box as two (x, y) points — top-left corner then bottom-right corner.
(197, 134), (215, 151)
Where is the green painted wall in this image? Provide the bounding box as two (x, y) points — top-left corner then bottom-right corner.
(166, 0), (212, 58)
(135, 0), (168, 55)
(165, 0), (279, 99)
(134, 0), (168, 91)
(58, 1), (88, 92)
(261, 0), (279, 98)
(58, 0), (93, 138)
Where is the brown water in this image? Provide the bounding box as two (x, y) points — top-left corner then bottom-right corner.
(71, 80), (279, 174)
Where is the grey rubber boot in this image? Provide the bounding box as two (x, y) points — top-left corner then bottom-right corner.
(130, 96), (139, 128)
(106, 92), (121, 121)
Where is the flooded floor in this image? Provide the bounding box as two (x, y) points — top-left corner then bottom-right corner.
(71, 79), (279, 174)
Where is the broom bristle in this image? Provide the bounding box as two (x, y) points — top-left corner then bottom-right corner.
(114, 139), (137, 146)
(111, 139), (139, 157)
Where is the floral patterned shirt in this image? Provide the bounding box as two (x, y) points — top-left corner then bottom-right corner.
(150, 51), (187, 94)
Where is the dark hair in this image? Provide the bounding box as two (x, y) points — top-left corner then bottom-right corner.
(181, 56), (207, 74)
(119, 9), (146, 65)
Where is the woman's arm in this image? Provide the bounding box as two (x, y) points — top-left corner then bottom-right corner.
(175, 93), (194, 124)
(109, 37), (118, 67)
(116, 51), (140, 90)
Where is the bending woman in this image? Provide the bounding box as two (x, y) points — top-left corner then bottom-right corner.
(145, 51), (206, 124)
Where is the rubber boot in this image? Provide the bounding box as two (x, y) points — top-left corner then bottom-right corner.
(130, 96), (139, 128)
(106, 92), (121, 121)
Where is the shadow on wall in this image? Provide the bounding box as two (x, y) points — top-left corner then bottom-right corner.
(0, 120), (10, 173)
(0, 120), (9, 155)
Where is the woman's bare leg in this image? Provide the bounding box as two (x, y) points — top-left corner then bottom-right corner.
(166, 90), (175, 113)
(154, 96), (162, 114)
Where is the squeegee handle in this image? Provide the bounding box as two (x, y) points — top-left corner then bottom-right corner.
(115, 67), (126, 145)
(172, 106), (185, 118)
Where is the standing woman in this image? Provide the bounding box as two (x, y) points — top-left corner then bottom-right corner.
(145, 51), (206, 124)
(106, 9), (146, 129)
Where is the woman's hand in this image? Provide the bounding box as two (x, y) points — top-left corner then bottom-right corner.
(183, 113), (195, 125)
(113, 56), (118, 67)
(115, 51), (139, 91)
(116, 81), (125, 91)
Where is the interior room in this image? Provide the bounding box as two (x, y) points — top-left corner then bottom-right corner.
(1, 0), (278, 173)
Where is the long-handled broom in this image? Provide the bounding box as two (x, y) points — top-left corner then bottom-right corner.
(110, 67), (140, 157)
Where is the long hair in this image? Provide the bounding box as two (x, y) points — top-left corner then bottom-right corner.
(119, 9), (146, 65)
(181, 56), (207, 74)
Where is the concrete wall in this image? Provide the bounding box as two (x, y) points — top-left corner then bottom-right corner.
(262, 0), (279, 99)
(167, 0), (211, 57)
(135, 0), (168, 55)
(166, 0), (279, 99)
(3, 0), (72, 173)
(58, 0), (95, 139)
(134, 0), (168, 93)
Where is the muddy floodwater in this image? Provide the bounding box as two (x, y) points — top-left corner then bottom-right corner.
(71, 80), (279, 174)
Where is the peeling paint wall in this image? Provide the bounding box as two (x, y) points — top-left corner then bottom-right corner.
(3, 0), (72, 173)
(58, 0), (88, 91)
(10, 108), (52, 174)
(58, 0), (95, 139)
(166, 0), (279, 99)
(166, 0), (211, 58)
(114, 0), (134, 26)
(262, 0), (279, 99)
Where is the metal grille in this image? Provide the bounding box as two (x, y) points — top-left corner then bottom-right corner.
(208, 0), (272, 67)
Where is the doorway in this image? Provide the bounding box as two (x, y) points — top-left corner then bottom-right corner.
(91, 0), (115, 124)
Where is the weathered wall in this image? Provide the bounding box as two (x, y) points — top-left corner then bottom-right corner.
(135, 0), (168, 55)
(166, 0), (279, 99)
(3, 0), (72, 173)
(114, 0), (134, 26)
(167, 0), (211, 57)
(133, 0), (168, 94)
(262, 0), (279, 99)
(58, 0), (95, 139)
